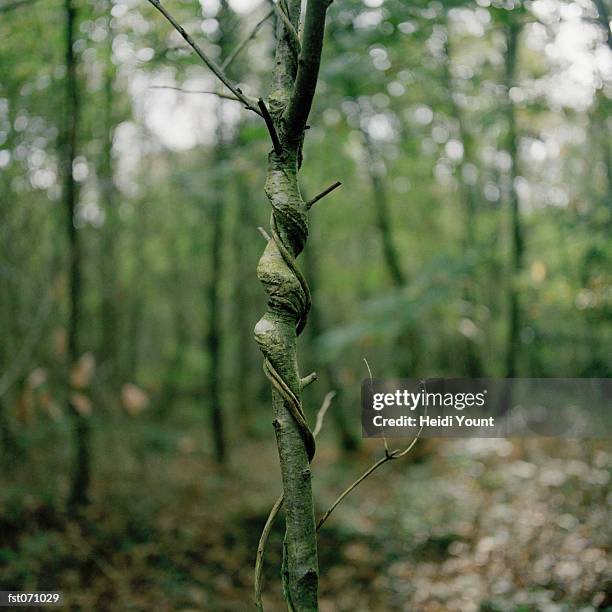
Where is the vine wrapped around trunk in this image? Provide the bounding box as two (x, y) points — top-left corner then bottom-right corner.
(254, 149), (318, 609)
(142, 0), (333, 607)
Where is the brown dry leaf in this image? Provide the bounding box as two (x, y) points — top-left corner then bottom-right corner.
(121, 383), (149, 416)
(71, 392), (92, 416)
(70, 352), (96, 389)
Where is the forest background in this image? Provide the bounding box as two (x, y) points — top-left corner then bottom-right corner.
(0, 0), (611, 609)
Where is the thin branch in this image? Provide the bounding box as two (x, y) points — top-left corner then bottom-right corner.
(316, 427), (424, 532)
(313, 390), (335, 437)
(364, 357), (389, 454)
(300, 371), (317, 388)
(283, 0), (332, 144)
(257, 226), (271, 241)
(254, 493), (283, 611)
(306, 181), (341, 208)
(316, 378), (427, 531)
(257, 98), (282, 155)
(149, 85), (243, 102)
(254, 390), (334, 610)
(221, 8), (274, 71)
(144, 0), (262, 116)
(316, 456), (388, 531)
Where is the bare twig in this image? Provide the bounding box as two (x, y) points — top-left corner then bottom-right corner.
(314, 365), (426, 532)
(306, 181), (342, 208)
(144, 0), (262, 116)
(254, 390), (335, 611)
(254, 492), (283, 611)
(300, 371), (318, 388)
(257, 226), (271, 241)
(149, 85), (243, 102)
(221, 8), (274, 71)
(316, 421), (424, 531)
(313, 391), (335, 437)
(257, 98), (282, 155)
(364, 357), (389, 454)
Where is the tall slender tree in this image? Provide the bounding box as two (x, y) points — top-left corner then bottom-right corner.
(62, 0), (90, 509)
(253, 1), (333, 605)
(441, 19), (484, 377)
(206, 101), (228, 464)
(502, 17), (524, 379)
(99, 1), (120, 387)
(99, 2), (121, 388)
(143, 0), (334, 606)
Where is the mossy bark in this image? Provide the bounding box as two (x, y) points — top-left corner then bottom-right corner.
(254, 152), (318, 610)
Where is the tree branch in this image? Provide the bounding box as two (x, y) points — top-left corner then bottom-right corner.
(306, 180), (341, 208)
(300, 371), (318, 389)
(149, 84), (243, 102)
(316, 431), (423, 531)
(144, 0), (262, 116)
(283, 0), (332, 144)
(221, 8), (274, 71)
(257, 98), (282, 155)
(312, 390), (335, 437)
(257, 226), (272, 241)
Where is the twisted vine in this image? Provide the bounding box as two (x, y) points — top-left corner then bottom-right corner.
(253, 149), (319, 610)
(254, 152), (315, 461)
(252, 1), (334, 606)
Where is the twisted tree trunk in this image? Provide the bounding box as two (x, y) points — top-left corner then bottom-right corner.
(253, 1), (332, 607)
(141, 0), (332, 605)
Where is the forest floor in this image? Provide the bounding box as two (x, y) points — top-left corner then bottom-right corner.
(0, 410), (610, 611)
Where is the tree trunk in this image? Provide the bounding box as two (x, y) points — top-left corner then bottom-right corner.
(503, 21), (524, 379)
(63, 0), (90, 510)
(99, 8), (120, 389)
(254, 0), (332, 607)
(442, 28), (484, 377)
(206, 107), (227, 464)
(362, 133), (405, 287)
